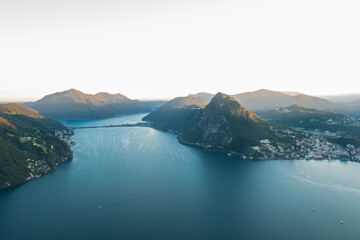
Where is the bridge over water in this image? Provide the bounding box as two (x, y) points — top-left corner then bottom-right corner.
(71, 122), (149, 130)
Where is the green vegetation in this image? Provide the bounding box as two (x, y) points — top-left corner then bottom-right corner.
(189, 89), (344, 113)
(25, 89), (162, 120)
(0, 104), (73, 190)
(328, 136), (360, 148)
(180, 93), (298, 154)
(258, 104), (350, 128)
(0, 116), (16, 129)
(0, 103), (43, 119)
(258, 105), (360, 147)
(145, 93), (300, 155)
(143, 96), (208, 132)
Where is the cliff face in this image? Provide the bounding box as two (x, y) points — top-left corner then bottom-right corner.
(144, 92), (299, 155)
(180, 93), (275, 153)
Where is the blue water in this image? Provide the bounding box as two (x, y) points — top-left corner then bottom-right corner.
(1, 114), (360, 240)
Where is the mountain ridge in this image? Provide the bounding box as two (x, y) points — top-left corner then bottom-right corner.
(145, 92), (301, 156)
(25, 89), (156, 120)
(188, 89), (345, 113)
(142, 96), (207, 132)
(0, 103), (43, 119)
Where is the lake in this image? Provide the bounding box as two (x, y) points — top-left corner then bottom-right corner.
(1, 114), (360, 239)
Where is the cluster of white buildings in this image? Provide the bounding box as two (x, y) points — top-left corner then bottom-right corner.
(55, 129), (75, 147)
(25, 158), (51, 181)
(250, 133), (360, 162)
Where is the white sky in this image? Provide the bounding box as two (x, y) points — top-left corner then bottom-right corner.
(1, 0), (359, 101)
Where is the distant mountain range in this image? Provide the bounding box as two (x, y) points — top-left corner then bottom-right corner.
(17, 88), (360, 120)
(0, 104), (73, 189)
(25, 89), (161, 120)
(189, 89), (345, 113)
(187, 92), (215, 102)
(3, 88), (360, 189)
(258, 104), (359, 130)
(320, 93), (360, 103)
(280, 91), (303, 96)
(144, 92), (302, 156)
(316, 93), (360, 118)
(258, 104), (360, 147)
(143, 96), (209, 132)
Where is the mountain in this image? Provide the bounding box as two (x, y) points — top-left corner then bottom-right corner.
(258, 104), (360, 146)
(25, 89), (157, 120)
(0, 103), (43, 119)
(346, 99), (360, 110)
(143, 96), (208, 131)
(319, 93), (360, 103)
(188, 89), (344, 113)
(145, 92), (301, 156)
(280, 91), (303, 96)
(179, 93), (299, 154)
(232, 89), (343, 112)
(0, 117), (16, 129)
(342, 100), (360, 118)
(95, 92), (130, 102)
(188, 92), (215, 102)
(159, 96), (208, 109)
(0, 104), (73, 190)
(258, 104), (357, 129)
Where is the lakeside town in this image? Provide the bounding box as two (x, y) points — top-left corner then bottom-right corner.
(55, 129), (76, 147)
(23, 129), (75, 181)
(22, 121), (360, 182)
(251, 129), (360, 162)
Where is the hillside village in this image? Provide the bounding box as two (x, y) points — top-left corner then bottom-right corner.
(23, 129), (75, 182)
(250, 130), (360, 162)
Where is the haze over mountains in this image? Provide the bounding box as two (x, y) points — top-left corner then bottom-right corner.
(143, 96), (209, 132)
(25, 89), (161, 120)
(320, 93), (360, 103)
(2, 87), (360, 190)
(258, 104), (360, 147)
(259, 104), (360, 130)
(189, 89), (345, 112)
(19, 88), (360, 121)
(144, 92), (301, 156)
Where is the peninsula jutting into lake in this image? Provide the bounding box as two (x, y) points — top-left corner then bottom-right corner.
(2, 112), (360, 240)
(144, 92), (360, 161)
(2, 89), (360, 191)
(1, 89), (360, 240)
(2, 0), (360, 239)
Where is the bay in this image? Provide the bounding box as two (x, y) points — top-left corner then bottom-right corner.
(1, 114), (360, 239)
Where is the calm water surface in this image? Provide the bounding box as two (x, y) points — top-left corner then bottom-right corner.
(1, 114), (360, 240)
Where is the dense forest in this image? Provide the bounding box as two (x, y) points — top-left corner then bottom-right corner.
(0, 104), (73, 190)
(144, 93), (302, 156)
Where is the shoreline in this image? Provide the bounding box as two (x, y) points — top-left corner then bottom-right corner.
(1, 129), (75, 191)
(146, 122), (360, 163)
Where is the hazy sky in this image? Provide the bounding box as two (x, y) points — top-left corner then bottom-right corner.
(1, 0), (359, 101)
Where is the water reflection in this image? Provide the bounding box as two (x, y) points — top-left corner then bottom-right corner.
(1, 115), (360, 240)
